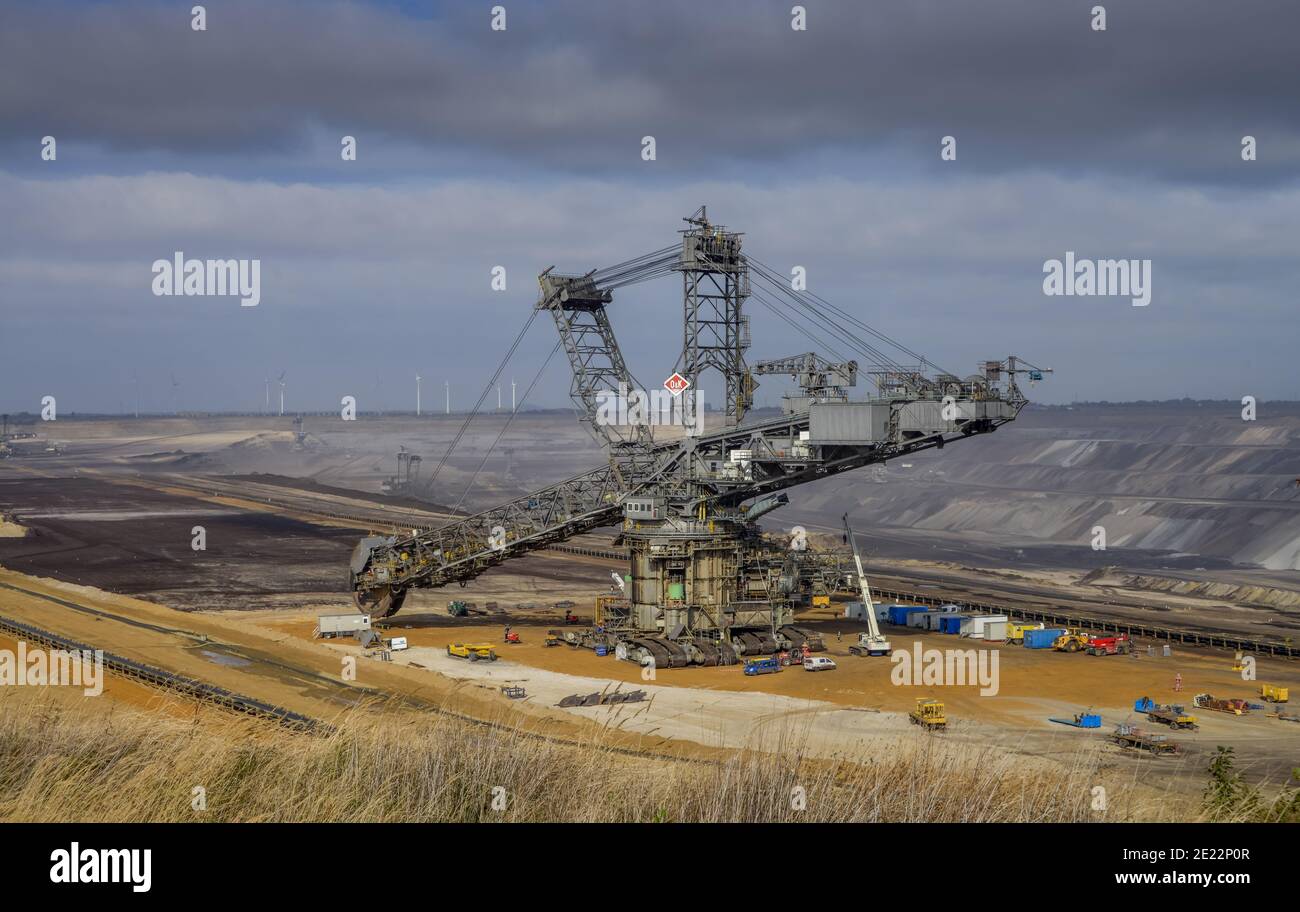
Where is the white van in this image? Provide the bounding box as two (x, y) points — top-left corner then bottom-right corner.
(803, 656), (837, 672)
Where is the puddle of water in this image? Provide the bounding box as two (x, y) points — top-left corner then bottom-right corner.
(199, 649), (252, 668)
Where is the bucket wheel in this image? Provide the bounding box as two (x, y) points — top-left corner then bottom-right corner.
(352, 585), (408, 618)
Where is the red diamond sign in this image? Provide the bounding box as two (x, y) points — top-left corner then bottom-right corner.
(663, 373), (691, 397)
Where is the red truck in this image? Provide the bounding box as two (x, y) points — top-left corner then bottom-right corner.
(1086, 633), (1133, 656)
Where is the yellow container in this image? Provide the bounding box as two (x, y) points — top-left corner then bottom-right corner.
(1260, 684), (1289, 703)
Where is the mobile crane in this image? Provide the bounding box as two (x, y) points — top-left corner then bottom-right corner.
(843, 514), (892, 657)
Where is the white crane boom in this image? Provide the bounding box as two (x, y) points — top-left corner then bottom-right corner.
(843, 513), (892, 656)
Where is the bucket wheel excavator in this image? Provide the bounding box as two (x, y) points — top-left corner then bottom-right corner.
(349, 207), (1049, 665)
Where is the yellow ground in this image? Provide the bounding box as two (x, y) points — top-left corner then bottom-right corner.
(256, 611), (1300, 729)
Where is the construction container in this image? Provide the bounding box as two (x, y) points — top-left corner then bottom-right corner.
(923, 610), (959, 631)
(1024, 627), (1066, 649)
(317, 613), (371, 638)
(939, 615), (967, 635)
(807, 401), (890, 444)
(959, 615), (1008, 639)
(982, 619), (1008, 642)
(907, 610), (937, 629)
(887, 605), (924, 626)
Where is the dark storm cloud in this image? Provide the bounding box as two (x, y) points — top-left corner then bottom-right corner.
(3, 0), (1299, 183)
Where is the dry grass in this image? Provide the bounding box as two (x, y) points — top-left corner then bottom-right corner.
(0, 690), (1180, 823)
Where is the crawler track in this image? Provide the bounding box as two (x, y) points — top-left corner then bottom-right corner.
(0, 613), (325, 733)
(544, 545), (1299, 659)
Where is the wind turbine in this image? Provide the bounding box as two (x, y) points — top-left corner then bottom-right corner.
(170, 373), (180, 415)
(511, 378), (517, 412)
(277, 371), (286, 416)
(497, 383), (502, 412)
(264, 376), (271, 414)
(132, 371), (140, 418)
(416, 374), (422, 416)
(444, 380), (450, 415)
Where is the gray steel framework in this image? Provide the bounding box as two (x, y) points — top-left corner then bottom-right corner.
(350, 210), (1042, 626)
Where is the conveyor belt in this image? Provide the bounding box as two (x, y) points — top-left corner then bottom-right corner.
(0, 612), (325, 733)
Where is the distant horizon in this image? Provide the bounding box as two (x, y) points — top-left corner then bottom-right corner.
(3, 397), (1298, 423)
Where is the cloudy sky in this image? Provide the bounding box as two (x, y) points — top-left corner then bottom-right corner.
(2, 0), (1298, 413)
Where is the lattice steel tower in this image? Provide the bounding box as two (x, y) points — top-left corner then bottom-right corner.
(676, 207), (753, 425)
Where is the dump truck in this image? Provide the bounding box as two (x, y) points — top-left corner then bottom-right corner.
(1086, 633), (1133, 656)
(1145, 704), (1198, 730)
(1052, 631), (1090, 653)
(1260, 684), (1290, 704)
(909, 699), (947, 731)
(446, 642), (498, 662)
(1193, 693), (1250, 715)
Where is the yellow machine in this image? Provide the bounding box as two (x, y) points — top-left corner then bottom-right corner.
(1260, 684), (1290, 703)
(811, 594), (831, 609)
(1146, 704), (1199, 730)
(909, 699), (947, 731)
(446, 642), (498, 662)
(1052, 631), (1090, 653)
(1006, 622), (1041, 645)
(1232, 652), (1248, 672)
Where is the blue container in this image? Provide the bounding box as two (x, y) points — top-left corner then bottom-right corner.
(595, 645), (608, 657)
(939, 615), (964, 635)
(1024, 627), (1066, 649)
(887, 606), (915, 626)
(1134, 696), (1155, 712)
(1078, 713), (1102, 728)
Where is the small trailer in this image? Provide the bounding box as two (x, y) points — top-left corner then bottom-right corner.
(1145, 704), (1198, 730)
(1194, 693), (1251, 715)
(1050, 711), (1102, 728)
(1112, 723), (1180, 756)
